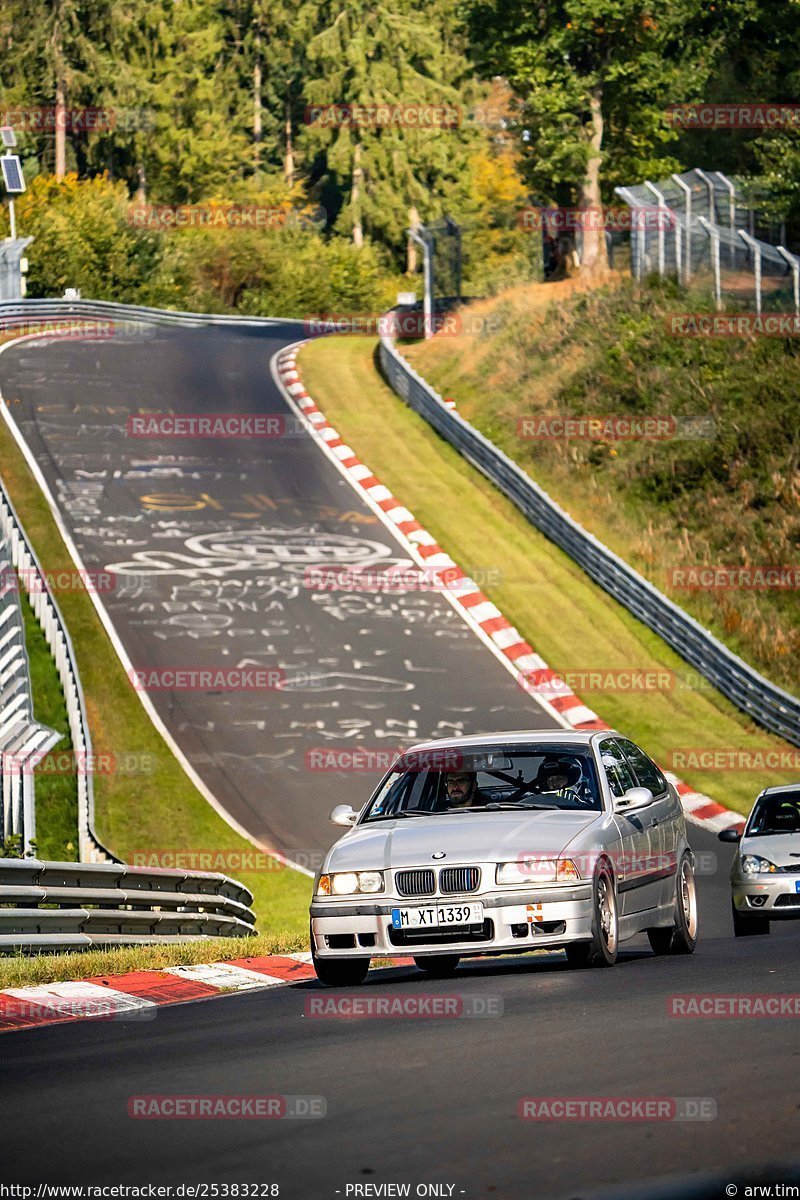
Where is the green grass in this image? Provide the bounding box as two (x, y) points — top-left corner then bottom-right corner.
(18, 590), (79, 861)
(299, 334), (799, 818)
(0, 931), (308, 990)
(403, 276), (800, 695)
(0, 418), (312, 939)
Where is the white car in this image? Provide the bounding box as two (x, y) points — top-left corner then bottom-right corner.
(720, 784), (800, 935)
(310, 730), (698, 985)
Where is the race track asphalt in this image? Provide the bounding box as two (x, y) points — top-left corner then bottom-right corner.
(2, 322), (798, 1199)
(2, 826), (800, 1197)
(0, 322), (559, 864)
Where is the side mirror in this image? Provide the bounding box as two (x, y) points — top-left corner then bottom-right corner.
(330, 804), (358, 828)
(614, 786), (654, 813)
(718, 827), (742, 843)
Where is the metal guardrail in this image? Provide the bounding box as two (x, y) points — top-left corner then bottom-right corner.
(0, 476), (114, 862)
(0, 857), (256, 951)
(0, 297), (297, 330)
(0, 523), (60, 853)
(378, 331), (800, 748)
(0, 297), (297, 862)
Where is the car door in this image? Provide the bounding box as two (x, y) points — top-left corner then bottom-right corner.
(599, 737), (663, 916)
(617, 738), (677, 906)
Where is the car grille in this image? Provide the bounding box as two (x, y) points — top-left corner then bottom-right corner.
(395, 869), (436, 897)
(388, 919), (494, 947)
(774, 894), (800, 907)
(780, 864), (800, 873)
(439, 866), (480, 894)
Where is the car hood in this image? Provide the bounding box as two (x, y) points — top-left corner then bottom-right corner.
(740, 833), (800, 869)
(325, 809), (601, 872)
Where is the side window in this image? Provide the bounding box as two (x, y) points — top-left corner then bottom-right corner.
(617, 739), (668, 797)
(599, 738), (637, 799)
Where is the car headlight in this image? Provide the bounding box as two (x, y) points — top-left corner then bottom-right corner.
(496, 858), (581, 885)
(316, 870), (384, 896)
(741, 855), (778, 875)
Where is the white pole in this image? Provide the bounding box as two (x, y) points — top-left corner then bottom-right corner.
(738, 230), (762, 315)
(777, 246), (800, 315)
(644, 181), (669, 277)
(698, 217), (722, 310)
(671, 174), (692, 283)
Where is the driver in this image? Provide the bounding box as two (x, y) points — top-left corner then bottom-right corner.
(442, 771), (489, 809)
(533, 756), (583, 800)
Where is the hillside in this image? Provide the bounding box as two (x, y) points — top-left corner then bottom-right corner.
(403, 277), (800, 695)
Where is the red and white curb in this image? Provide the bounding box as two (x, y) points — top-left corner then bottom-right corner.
(0, 953), (419, 1034)
(272, 344), (744, 837)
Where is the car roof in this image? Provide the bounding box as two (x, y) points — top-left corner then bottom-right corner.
(755, 783), (800, 800)
(399, 729), (615, 754)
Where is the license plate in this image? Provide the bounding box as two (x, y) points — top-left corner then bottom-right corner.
(795, 880), (800, 893)
(391, 903), (484, 929)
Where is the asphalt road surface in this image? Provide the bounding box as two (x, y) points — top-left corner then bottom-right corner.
(3, 826), (800, 1197)
(0, 322), (559, 863)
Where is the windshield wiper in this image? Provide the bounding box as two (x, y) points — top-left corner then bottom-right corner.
(445, 802), (559, 812)
(368, 809), (429, 821)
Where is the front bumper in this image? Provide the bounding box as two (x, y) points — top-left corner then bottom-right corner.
(310, 884), (594, 958)
(732, 873), (800, 917)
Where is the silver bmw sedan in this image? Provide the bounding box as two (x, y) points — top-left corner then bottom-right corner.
(310, 729), (698, 985)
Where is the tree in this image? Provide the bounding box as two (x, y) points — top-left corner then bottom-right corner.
(465, 0), (755, 275)
(303, 0), (480, 263)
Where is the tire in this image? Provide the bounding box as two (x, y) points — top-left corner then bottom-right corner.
(565, 867), (618, 968)
(647, 852), (699, 956)
(732, 901), (770, 938)
(413, 955), (460, 977)
(310, 923), (369, 986)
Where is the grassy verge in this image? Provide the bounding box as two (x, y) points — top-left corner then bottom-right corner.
(403, 277), (800, 695)
(19, 589), (79, 861)
(0, 931), (307, 990)
(0, 417), (311, 938)
(299, 334), (799, 818)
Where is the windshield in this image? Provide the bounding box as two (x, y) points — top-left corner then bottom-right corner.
(363, 745), (601, 821)
(746, 791), (800, 837)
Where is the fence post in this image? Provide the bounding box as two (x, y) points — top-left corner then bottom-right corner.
(407, 226), (433, 339)
(698, 217), (722, 310)
(715, 172), (737, 267)
(644, 181), (668, 277)
(671, 175), (692, 283)
(777, 246), (800, 315)
(738, 230), (762, 315)
(694, 168), (717, 223)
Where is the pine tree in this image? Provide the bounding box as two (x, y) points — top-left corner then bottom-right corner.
(303, 0), (479, 260)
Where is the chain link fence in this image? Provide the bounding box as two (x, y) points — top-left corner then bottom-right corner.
(615, 168), (798, 313)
